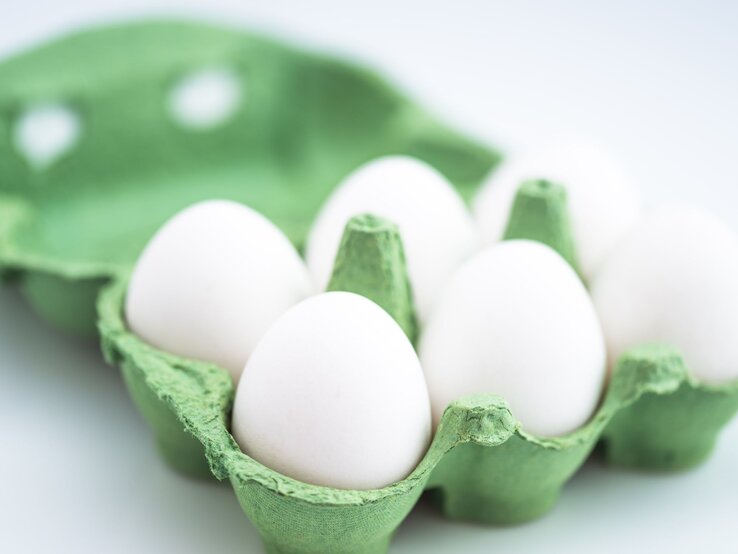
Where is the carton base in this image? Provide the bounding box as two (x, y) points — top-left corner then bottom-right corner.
(21, 273), (104, 336)
(156, 433), (214, 478)
(428, 486), (560, 525)
(120, 360), (214, 479)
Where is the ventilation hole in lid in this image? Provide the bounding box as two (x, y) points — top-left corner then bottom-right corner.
(169, 67), (243, 130)
(14, 103), (81, 170)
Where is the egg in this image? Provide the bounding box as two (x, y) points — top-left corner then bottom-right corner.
(232, 291), (431, 490)
(305, 156), (480, 322)
(473, 140), (641, 279)
(419, 240), (607, 437)
(591, 205), (738, 384)
(126, 199), (313, 381)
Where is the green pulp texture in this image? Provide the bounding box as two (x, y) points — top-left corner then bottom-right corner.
(0, 19), (497, 334)
(503, 179), (579, 271)
(327, 214), (418, 343)
(601, 351), (738, 470)
(98, 185), (738, 554)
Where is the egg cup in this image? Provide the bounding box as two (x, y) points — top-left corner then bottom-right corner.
(601, 352), (738, 470)
(501, 182), (738, 474)
(0, 20), (496, 336)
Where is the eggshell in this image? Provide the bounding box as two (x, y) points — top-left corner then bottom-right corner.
(305, 156), (480, 322)
(126, 199), (313, 381)
(232, 291), (431, 490)
(473, 140), (641, 279)
(591, 205), (738, 384)
(419, 240), (607, 437)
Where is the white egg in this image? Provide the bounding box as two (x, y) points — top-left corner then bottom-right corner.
(473, 140), (641, 279)
(305, 156), (480, 322)
(126, 200), (313, 381)
(232, 291), (431, 490)
(591, 206), (738, 384)
(419, 240), (607, 437)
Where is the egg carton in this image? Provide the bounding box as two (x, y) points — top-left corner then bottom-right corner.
(2, 19), (738, 554)
(97, 178), (738, 554)
(0, 20), (495, 334)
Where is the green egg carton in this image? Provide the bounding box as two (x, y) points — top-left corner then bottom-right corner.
(4, 19), (738, 554)
(0, 20), (496, 335)
(98, 182), (738, 554)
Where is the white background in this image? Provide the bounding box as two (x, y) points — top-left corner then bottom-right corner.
(1, 1), (737, 552)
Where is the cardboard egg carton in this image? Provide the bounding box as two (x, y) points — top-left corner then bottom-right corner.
(1, 19), (736, 554)
(97, 181), (738, 553)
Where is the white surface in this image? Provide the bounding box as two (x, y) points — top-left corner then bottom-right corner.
(1, 1), (737, 553)
(126, 200), (313, 381)
(233, 292), (431, 490)
(420, 241), (606, 437)
(473, 139), (642, 280)
(306, 156), (479, 322)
